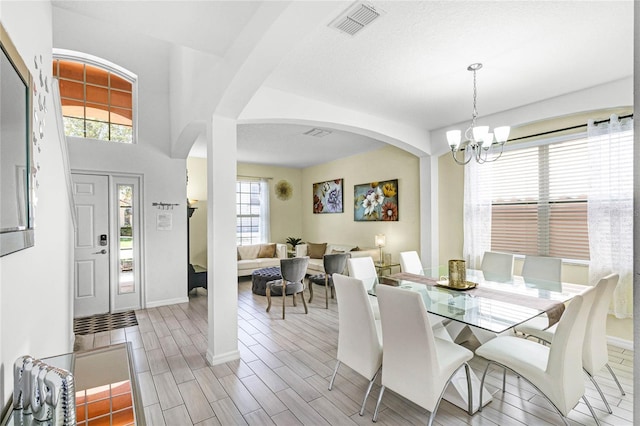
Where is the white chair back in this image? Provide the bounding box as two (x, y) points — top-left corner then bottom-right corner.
(522, 255), (562, 290)
(376, 285), (441, 411)
(481, 251), (514, 282)
(583, 274), (619, 375)
(399, 251), (423, 275)
(547, 285), (596, 415)
(332, 274), (382, 381)
(347, 257), (378, 290)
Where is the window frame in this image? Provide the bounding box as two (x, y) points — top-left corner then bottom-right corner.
(52, 48), (138, 144)
(236, 179), (264, 246)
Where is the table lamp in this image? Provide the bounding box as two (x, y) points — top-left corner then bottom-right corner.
(374, 234), (386, 265)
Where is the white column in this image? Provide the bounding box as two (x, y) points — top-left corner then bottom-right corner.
(206, 115), (239, 365)
(419, 155), (439, 268)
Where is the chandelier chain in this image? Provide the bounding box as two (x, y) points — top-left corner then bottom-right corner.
(471, 68), (478, 131)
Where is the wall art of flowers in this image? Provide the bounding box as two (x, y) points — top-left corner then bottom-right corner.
(312, 179), (343, 214)
(354, 179), (399, 221)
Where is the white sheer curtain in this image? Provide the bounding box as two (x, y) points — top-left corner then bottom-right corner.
(587, 114), (633, 318)
(259, 179), (271, 243)
(463, 158), (493, 269)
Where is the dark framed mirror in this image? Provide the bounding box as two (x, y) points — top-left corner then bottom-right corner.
(1, 23), (35, 256)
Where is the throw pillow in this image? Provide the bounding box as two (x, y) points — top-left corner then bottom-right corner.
(350, 246), (361, 252)
(237, 249), (241, 261)
(331, 249), (345, 254)
(257, 243), (277, 258)
(308, 242), (327, 259)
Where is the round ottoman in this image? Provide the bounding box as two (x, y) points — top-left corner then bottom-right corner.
(252, 267), (282, 295)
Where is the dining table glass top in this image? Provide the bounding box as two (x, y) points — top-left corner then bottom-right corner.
(367, 267), (587, 334)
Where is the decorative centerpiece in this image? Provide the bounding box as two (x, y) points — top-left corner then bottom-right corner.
(448, 259), (466, 288)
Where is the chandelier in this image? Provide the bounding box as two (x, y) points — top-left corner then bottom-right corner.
(446, 63), (510, 165)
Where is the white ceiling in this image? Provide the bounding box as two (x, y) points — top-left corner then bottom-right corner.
(52, 1), (634, 168)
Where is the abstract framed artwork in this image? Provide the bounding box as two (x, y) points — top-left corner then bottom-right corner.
(354, 179), (399, 221)
(313, 178), (343, 214)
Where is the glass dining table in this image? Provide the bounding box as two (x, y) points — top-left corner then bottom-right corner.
(368, 267), (587, 334)
(366, 267), (588, 413)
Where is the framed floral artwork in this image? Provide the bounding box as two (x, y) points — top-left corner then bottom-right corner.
(313, 179), (343, 214)
(354, 179), (399, 221)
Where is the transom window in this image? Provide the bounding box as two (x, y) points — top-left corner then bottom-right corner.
(52, 52), (136, 143)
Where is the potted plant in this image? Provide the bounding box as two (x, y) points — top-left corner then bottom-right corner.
(286, 237), (302, 248)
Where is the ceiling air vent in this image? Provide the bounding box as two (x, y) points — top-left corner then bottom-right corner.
(303, 128), (332, 138)
(329, 2), (384, 36)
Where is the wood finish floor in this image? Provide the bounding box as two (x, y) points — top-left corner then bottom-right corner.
(75, 278), (634, 425)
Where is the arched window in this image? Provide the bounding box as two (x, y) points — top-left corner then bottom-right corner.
(52, 50), (136, 143)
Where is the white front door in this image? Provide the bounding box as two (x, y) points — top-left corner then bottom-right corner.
(72, 173), (110, 317)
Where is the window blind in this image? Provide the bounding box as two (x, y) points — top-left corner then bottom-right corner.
(489, 136), (593, 260)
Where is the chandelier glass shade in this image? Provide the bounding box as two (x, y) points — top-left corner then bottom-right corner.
(447, 63), (510, 165)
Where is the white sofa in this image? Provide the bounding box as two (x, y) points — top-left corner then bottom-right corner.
(237, 243), (287, 277)
(295, 243), (380, 275)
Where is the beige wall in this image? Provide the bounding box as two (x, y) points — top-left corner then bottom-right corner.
(187, 157), (208, 267)
(301, 145), (420, 264)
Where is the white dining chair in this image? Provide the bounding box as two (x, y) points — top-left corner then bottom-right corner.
(513, 255), (563, 334)
(347, 257), (381, 319)
(521, 255), (562, 287)
(399, 251), (423, 275)
(518, 273), (623, 413)
(475, 286), (600, 426)
(373, 285), (473, 425)
(398, 251), (446, 327)
(481, 251), (514, 282)
(330, 274), (383, 416)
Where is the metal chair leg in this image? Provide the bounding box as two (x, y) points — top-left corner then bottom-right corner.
(502, 367), (506, 392)
(325, 275), (329, 309)
(428, 364), (471, 426)
(605, 363), (626, 396)
(464, 363), (473, 415)
(328, 360), (340, 390)
(359, 368), (380, 416)
(482, 361), (570, 425)
(372, 385), (385, 422)
(582, 395), (601, 426)
(478, 362), (491, 411)
(282, 282), (286, 319)
(585, 369), (612, 413)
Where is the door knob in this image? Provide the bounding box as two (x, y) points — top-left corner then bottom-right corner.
(93, 249), (107, 255)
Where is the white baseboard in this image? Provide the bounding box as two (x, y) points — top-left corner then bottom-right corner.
(607, 335), (633, 351)
(146, 296), (189, 308)
(207, 349), (240, 366)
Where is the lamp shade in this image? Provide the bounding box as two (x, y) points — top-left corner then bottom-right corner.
(374, 234), (386, 247)
(494, 126), (511, 143)
(472, 126), (489, 142)
(446, 130), (461, 149)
